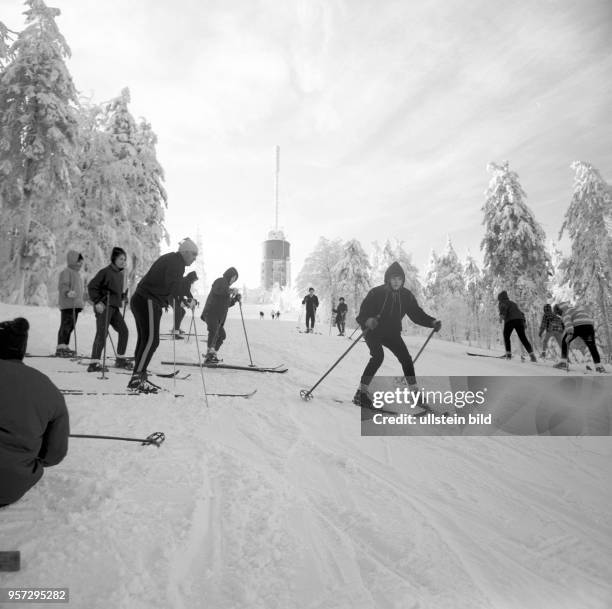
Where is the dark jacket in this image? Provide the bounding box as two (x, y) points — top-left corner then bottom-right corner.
(538, 305), (564, 336)
(333, 302), (348, 320)
(88, 264), (126, 309)
(356, 262), (435, 336)
(302, 294), (319, 313)
(497, 291), (525, 323)
(57, 250), (85, 310)
(135, 252), (188, 307)
(202, 267), (239, 324)
(0, 360), (69, 505)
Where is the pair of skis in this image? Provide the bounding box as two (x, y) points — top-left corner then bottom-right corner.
(60, 387), (258, 399)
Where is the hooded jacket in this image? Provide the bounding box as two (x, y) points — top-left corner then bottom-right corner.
(135, 252), (189, 307)
(356, 262), (435, 336)
(497, 291), (525, 322)
(0, 360), (69, 505)
(202, 267), (239, 323)
(58, 250), (85, 310)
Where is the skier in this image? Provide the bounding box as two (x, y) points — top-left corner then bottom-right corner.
(56, 250), (85, 357)
(552, 302), (606, 372)
(86, 247), (131, 372)
(302, 287), (319, 333)
(171, 271), (198, 338)
(538, 303), (564, 359)
(127, 238), (199, 393)
(0, 318), (69, 507)
(497, 291), (537, 361)
(275, 311), (281, 320)
(333, 297), (348, 336)
(201, 267), (241, 363)
(259, 311), (264, 320)
(353, 262), (441, 407)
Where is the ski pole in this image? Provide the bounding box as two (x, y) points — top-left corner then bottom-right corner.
(100, 293), (111, 380)
(72, 306), (77, 356)
(412, 327), (436, 364)
(70, 431), (165, 447)
(191, 309), (209, 407)
(300, 330), (367, 400)
(238, 301), (255, 367)
(172, 298), (177, 393)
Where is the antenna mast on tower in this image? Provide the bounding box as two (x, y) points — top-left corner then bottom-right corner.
(275, 145), (280, 231)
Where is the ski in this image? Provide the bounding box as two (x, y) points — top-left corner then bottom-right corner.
(161, 361), (288, 373)
(60, 389), (184, 398)
(58, 369), (192, 380)
(466, 351), (506, 358)
(209, 389), (258, 399)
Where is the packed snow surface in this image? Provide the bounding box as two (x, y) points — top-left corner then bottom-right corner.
(1, 303), (611, 609)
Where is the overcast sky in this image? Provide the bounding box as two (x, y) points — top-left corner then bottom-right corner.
(2, 0), (611, 287)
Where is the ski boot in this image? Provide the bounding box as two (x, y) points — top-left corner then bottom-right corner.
(205, 349), (220, 364)
(87, 361), (108, 373)
(55, 345), (75, 358)
(595, 365), (607, 373)
(115, 357), (134, 370)
(528, 352), (538, 363)
(127, 372), (159, 394)
(553, 360), (568, 371)
(504, 352), (512, 360)
(352, 388), (373, 408)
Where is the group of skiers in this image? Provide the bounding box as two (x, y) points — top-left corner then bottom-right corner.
(498, 291), (605, 372)
(0, 256), (609, 507)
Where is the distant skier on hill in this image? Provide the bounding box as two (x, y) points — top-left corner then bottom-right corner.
(333, 297), (348, 336)
(302, 288), (319, 333)
(538, 303), (564, 358)
(353, 262), (441, 407)
(56, 250), (85, 357)
(552, 302), (606, 372)
(0, 318), (69, 507)
(127, 238), (198, 393)
(201, 267), (241, 364)
(497, 291), (537, 362)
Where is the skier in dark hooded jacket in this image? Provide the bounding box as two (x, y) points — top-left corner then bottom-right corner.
(354, 262), (441, 407)
(497, 291), (536, 361)
(201, 267), (240, 363)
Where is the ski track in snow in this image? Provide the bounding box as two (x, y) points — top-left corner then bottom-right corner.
(1, 303), (611, 609)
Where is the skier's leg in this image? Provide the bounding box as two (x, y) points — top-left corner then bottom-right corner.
(515, 320), (535, 357)
(110, 308), (129, 356)
(383, 335), (416, 384)
(575, 325), (601, 364)
(503, 322), (513, 356)
(355, 334), (384, 407)
(214, 325), (226, 352)
(90, 309), (107, 360)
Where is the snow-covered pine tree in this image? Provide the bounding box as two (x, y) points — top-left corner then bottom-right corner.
(296, 237), (344, 306)
(464, 250), (483, 345)
(0, 0), (80, 303)
(559, 161), (612, 359)
(334, 239), (371, 322)
(481, 162), (552, 345)
(424, 237), (466, 341)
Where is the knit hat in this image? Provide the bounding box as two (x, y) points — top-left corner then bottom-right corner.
(111, 247), (127, 264)
(0, 317), (29, 360)
(178, 238), (198, 255)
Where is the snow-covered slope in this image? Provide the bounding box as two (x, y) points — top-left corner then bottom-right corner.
(1, 303), (611, 609)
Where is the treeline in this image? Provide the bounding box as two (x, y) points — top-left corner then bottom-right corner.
(297, 161), (612, 358)
(0, 1), (167, 305)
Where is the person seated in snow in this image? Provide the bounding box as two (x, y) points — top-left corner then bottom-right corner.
(171, 271), (199, 338)
(354, 262), (441, 408)
(128, 238), (199, 393)
(552, 302), (605, 372)
(333, 297), (348, 336)
(497, 291), (537, 362)
(87, 247), (131, 372)
(56, 250), (85, 357)
(201, 267), (240, 363)
(0, 318), (69, 508)
(538, 303), (564, 358)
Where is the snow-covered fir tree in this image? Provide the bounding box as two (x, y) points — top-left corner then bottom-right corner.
(464, 250), (483, 345)
(0, 0), (80, 303)
(424, 238), (466, 341)
(296, 237), (344, 307)
(559, 161), (612, 358)
(481, 161), (552, 342)
(334, 239), (371, 320)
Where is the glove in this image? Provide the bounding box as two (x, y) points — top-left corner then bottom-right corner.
(67, 290), (76, 298)
(432, 319), (442, 332)
(185, 298), (197, 311)
(94, 302), (105, 314)
(234, 293), (242, 303)
(365, 317), (378, 330)
(121, 290), (129, 303)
